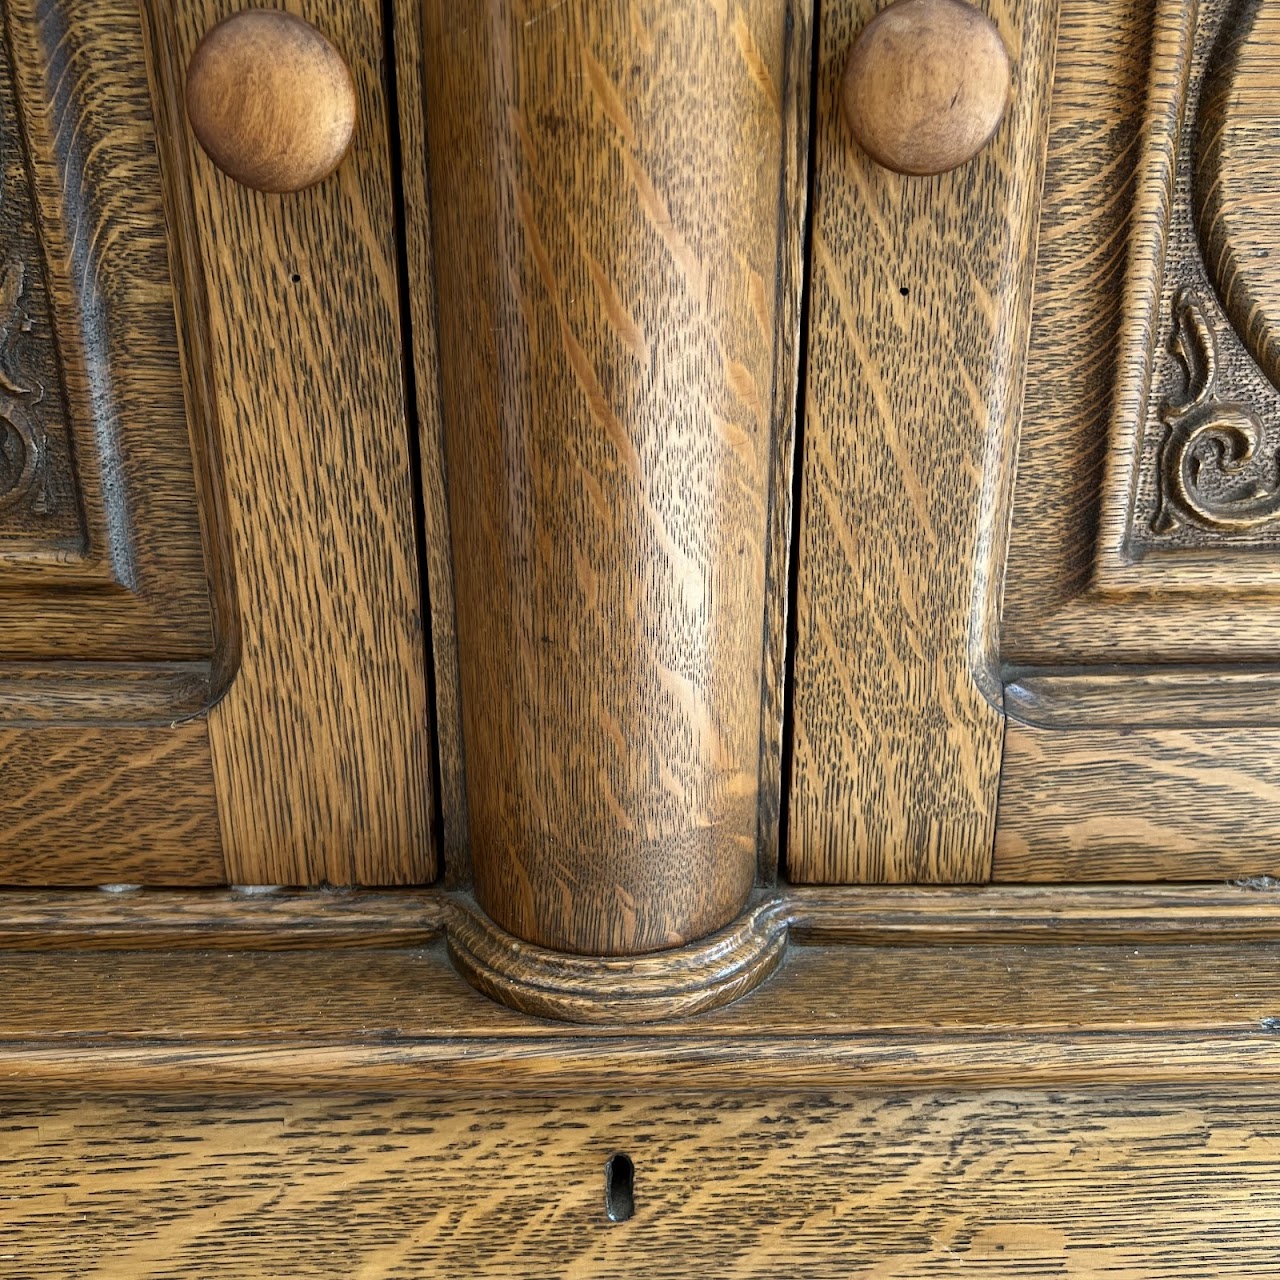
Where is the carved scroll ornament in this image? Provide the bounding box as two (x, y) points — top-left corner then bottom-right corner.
(0, 259), (44, 516)
(1154, 290), (1280, 534)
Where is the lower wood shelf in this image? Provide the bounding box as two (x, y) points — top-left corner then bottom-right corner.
(4, 884), (1280, 1275)
(3, 883), (1280, 1092)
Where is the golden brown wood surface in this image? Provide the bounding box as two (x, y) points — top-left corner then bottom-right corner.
(391, 0), (469, 883)
(7, 927), (1280, 1092)
(7, 880), (1280, 952)
(1001, 0), (1280, 659)
(147, 0), (435, 885)
(0, 0), (226, 669)
(185, 10), (357, 194)
(446, 894), (789, 1024)
(0, 0), (243, 911)
(4, 1088), (1280, 1277)
(0, 0), (236, 881)
(788, 0), (1056, 883)
(0, 728), (224, 885)
(7, 880), (1280, 947)
(418, 0), (808, 950)
(995, 722), (1280, 880)
(1197, 0), (1280, 398)
(993, 0), (1280, 881)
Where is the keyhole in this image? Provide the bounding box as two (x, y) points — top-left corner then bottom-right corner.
(605, 1152), (634, 1222)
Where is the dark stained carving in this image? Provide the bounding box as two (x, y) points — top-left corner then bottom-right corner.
(1154, 290), (1280, 534)
(1134, 0), (1280, 545)
(0, 262), (47, 516)
(0, 26), (74, 541)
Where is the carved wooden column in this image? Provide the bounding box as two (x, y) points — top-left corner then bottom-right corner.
(419, 0), (807, 984)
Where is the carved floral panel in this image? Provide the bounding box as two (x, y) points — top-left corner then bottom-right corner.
(1135, 0), (1280, 545)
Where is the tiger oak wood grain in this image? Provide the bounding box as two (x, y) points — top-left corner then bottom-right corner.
(0, 0), (222, 660)
(7, 880), (1280, 946)
(7, 931), (1280, 1092)
(995, 722), (1280, 880)
(0, 728), (224, 885)
(8, 881), (1280, 947)
(419, 0), (807, 949)
(0, 0), (235, 881)
(1000, 0), (1197, 666)
(993, 0), (1280, 880)
(4, 1089), (1280, 1278)
(445, 894), (789, 1023)
(146, 0), (435, 885)
(788, 0), (1056, 883)
(1197, 0), (1280, 390)
(1000, 0), (1280, 644)
(391, 0), (470, 884)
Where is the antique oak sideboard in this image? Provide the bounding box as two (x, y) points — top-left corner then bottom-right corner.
(4, 0), (1280, 1273)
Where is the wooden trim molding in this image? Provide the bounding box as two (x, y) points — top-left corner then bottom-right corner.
(3, 882), (1280, 1085)
(9, 881), (1280, 949)
(446, 894), (790, 1024)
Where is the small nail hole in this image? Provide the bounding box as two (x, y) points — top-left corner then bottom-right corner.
(290, 272), (301, 284)
(899, 286), (909, 297)
(605, 1152), (634, 1223)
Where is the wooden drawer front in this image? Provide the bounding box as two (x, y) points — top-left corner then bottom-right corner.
(3, 1089), (1277, 1276)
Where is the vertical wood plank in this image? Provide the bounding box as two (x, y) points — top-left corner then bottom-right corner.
(787, 0), (1057, 883)
(145, 0), (434, 885)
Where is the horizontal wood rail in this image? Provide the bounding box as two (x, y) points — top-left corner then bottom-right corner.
(2, 883), (1280, 1093)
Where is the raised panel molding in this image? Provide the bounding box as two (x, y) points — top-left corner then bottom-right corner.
(1003, 0), (1280, 695)
(0, 0), (237, 723)
(995, 0), (1280, 882)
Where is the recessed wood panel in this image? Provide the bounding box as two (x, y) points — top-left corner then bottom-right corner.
(0, 725), (224, 885)
(0, 0), (233, 881)
(995, 0), (1280, 879)
(1003, 0), (1280, 674)
(0, 0), (233, 697)
(995, 721), (1280, 880)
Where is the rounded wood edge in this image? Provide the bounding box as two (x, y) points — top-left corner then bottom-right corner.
(185, 10), (357, 193)
(444, 895), (791, 1024)
(841, 0), (1011, 176)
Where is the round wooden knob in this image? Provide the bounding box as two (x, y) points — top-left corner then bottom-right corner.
(841, 0), (1011, 176)
(185, 10), (357, 193)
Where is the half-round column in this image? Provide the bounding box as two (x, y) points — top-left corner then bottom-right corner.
(421, 0), (804, 955)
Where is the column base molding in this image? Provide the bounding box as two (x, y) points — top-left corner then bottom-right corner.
(444, 895), (790, 1024)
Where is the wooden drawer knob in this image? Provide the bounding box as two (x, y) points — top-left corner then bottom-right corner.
(841, 0), (1011, 176)
(185, 10), (357, 193)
